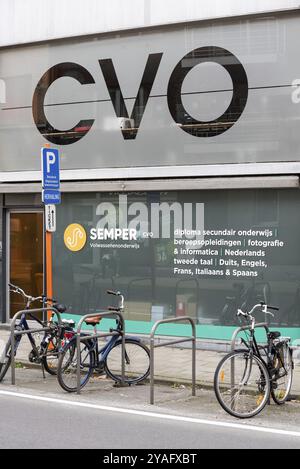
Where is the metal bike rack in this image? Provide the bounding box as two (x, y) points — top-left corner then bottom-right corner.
(10, 307), (62, 385)
(149, 316), (196, 405)
(76, 311), (126, 394)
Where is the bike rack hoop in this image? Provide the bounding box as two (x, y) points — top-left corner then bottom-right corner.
(75, 311), (126, 394)
(149, 316), (196, 405)
(10, 307), (63, 385)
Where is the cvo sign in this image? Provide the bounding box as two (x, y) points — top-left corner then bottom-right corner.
(32, 46), (248, 145)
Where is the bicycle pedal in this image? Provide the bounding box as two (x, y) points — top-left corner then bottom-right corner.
(94, 361), (104, 372)
(28, 350), (39, 363)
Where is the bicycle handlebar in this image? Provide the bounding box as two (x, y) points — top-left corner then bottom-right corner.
(266, 305), (279, 311)
(9, 283), (28, 298)
(106, 290), (124, 310)
(9, 283), (56, 305)
(107, 290), (121, 296)
(237, 302), (279, 321)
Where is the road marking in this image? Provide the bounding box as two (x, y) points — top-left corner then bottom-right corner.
(0, 389), (300, 438)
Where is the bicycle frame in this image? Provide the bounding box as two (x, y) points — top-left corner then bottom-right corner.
(67, 324), (143, 369)
(18, 313), (46, 354)
(7, 284), (52, 361)
(240, 327), (270, 364)
(216, 302), (293, 418)
(68, 330), (124, 369)
(238, 325), (291, 384)
(0, 309), (48, 367)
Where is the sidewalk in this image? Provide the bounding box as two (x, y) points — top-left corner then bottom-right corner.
(1, 329), (299, 397)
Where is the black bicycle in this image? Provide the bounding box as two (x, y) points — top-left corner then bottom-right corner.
(214, 302), (294, 419)
(57, 290), (150, 392)
(0, 283), (75, 381)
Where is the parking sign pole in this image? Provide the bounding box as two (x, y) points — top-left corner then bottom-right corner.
(45, 230), (53, 319)
(41, 145), (60, 318)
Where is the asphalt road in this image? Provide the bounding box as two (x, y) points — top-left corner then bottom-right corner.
(0, 392), (300, 449)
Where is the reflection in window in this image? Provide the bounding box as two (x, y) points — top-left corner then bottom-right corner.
(32, 62), (95, 145)
(167, 46), (248, 138)
(53, 190), (300, 330)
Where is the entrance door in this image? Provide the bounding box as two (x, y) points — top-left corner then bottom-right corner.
(8, 211), (44, 319)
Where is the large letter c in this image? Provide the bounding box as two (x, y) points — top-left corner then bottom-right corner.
(32, 62), (95, 145)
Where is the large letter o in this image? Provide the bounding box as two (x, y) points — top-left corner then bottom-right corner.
(167, 47), (248, 137)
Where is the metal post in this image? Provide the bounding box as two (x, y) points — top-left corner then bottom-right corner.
(121, 320), (125, 385)
(76, 330), (81, 395)
(230, 355), (235, 411)
(192, 328), (196, 397)
(10, 325), (15, 386)
(150, 334), (155, 405)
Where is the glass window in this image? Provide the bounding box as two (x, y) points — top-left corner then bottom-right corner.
(53, 189), (300, 337)
(8, 212), (44, 318)
(0, 196), (3, 321)
(1, 16), (300, 173)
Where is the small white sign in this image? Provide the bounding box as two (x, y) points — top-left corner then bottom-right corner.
(45, 204), (56, 232)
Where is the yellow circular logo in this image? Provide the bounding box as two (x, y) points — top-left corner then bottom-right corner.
(64, 224), (87, 252)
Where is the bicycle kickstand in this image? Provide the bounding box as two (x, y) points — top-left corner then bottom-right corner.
(41, 361), (46, 380)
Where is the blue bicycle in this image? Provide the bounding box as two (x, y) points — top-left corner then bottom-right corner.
(0, 283), (75, 381)
(57, 290), (150, 392)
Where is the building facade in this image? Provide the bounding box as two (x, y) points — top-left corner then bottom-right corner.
(1, 1), (300, 343)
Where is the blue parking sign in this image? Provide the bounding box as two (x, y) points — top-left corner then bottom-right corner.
(41, 147), (60, 190)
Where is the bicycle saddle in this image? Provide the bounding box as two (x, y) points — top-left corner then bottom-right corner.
(268, 331), (281, 340)
(85, 315), (102, 326)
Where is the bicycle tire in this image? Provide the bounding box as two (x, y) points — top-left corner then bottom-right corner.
(105, 338), (150, 384)
(57, 339), (94, 393)
(271, 343), (293, 405)
(214, 349), (271, 419)
(0, 341), (12, 382)
(0, 335), (21, 382)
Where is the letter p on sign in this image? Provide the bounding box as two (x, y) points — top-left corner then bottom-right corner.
(46, 151), (56, 173)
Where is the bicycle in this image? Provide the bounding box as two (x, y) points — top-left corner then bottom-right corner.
(0, 283), (75, 381)
(214, 302), (294, 419)
(57, 290), (150, 392)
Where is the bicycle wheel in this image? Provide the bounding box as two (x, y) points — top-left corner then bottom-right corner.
(105, 338), (150, 384)
(0, 341), (12, 382)
(271, 342), (293, 405)
(0, 334), (21, 382)
(214, 350), (271, 419)
(57, 339), (94, 392)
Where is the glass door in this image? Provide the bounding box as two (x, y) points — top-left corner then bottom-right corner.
(8, 211), (44, 319)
